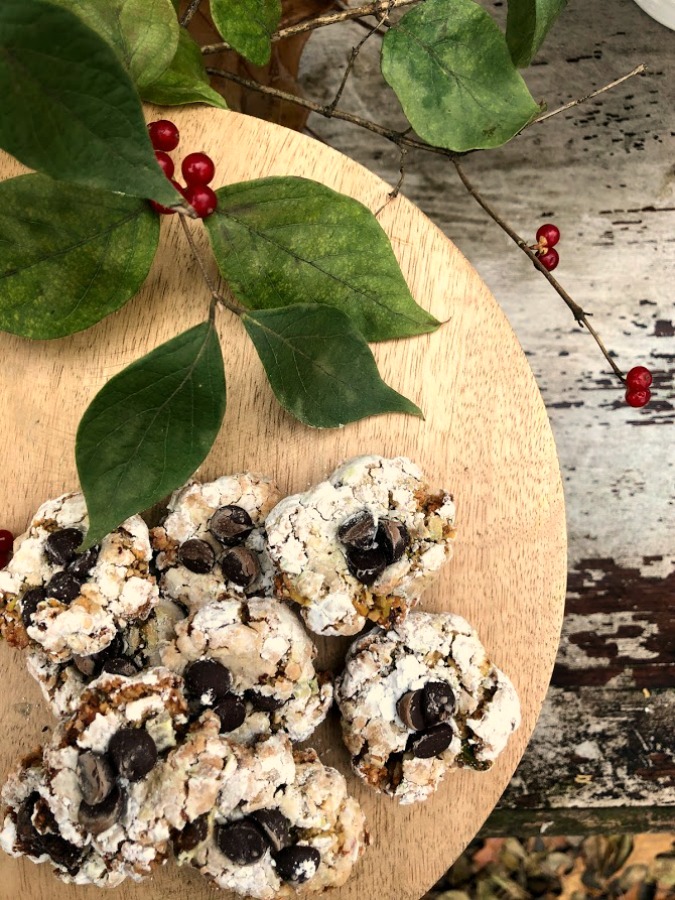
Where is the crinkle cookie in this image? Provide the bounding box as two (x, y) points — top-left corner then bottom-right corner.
(27, 598), (185, 717)
(336, 611), (521, 804)
(175, 738), (368, 900)
(151, 474), (282, 610)
(161, 597), (333, 743)
(266, 456), (457, 636)
(0, 492), (159, 660)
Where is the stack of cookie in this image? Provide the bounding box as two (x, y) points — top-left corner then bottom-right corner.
(0, 456), (520, 896)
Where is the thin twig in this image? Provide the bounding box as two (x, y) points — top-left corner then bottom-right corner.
(200, 0), (418, 54)
(452, 159), (624, 381)
(532, 64), (646, 125)
(180, 0), (203, 28)
(179, 218), (244, 317)
(376, 143), (408, 217)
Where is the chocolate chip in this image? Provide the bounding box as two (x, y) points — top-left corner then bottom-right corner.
(44, 528), (83, 566)
(423, 681), (456, 726)
(101, 657), (138, 677)
(216, 820), (268, 865)
(77, 751), (115, 806)
(72, 654), (97, 677)
(410, 723), (454, 759)
(45, 571), (81, 604)
(213, 693), (246, 733)
(209, 505), (254, 546)
(345, 545), (387, 585)
(377, 519), (410, 564)
(73, 633), (125, 679)
(173, 814), (209, 854)
(177, 539), (215, 574)
(337, 509), (377, 550)
(78, 783), (125, 836)
(274, 846), (321, 884)
(108, 728), (157, 782)
(67, 546), (99, 580)
(184, 659), (232, 706)
(221, 546), (261, 587)
(15, 793), (42, 855)
(396, 690), (426, 731)
(20, 587), (46, 628)
(245, 689), (284, 712)
(250, 809), (291, 853)
(40, 833), (82, 874)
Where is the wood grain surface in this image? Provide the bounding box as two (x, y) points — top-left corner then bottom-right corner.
(0, 108), (566, 899)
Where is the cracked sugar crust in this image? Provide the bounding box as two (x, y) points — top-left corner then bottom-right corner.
(151, 474), (282, 610)
(27, 598), (186, 718)
(336, 611), (521, 804)
(265, 456), (456, 637)
(161, 597), (333, 743)
(0, 492), (159, 660)
(177, 742), (368, 900)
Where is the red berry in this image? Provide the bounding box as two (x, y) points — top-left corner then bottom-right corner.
(186, 184), (218, 218)
(155, 150), (174, 179)
(536, 223), (560, 248)
(182, 152), (216, 186)
(625, 388), (651, 408)
(0, 553), (8, 570)
(149, 180), (186, 215)
(626, 365), (653, 390)
(148, 120), (180, 152)
(537, 247), (559, 271)
(0, 530), (13, 554)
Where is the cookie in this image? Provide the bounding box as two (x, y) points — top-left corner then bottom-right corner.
(336, 611), (521, 804)
(161, 597), (333, 743)
(266, 456), (456, 636)
(150, 474), (282, 611)
(0, 492), (159, 660)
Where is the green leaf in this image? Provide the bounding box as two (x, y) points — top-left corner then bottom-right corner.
(0, 174), (159, 339)
(242, 304), (422, 428)
(0, 0), (183, 207)
(210, 0), (281, 66)
(380, 0), (541, 152)
(506, 0), (566, 67)
(76, 322), (226, 545)
(142, 28), (228, 109)
(204, 177), (439, 342)
(50, 0), (179, 90)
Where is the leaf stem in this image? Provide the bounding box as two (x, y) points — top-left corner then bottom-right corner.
(531, 64), (646, 126)
(451, 159), (625, 382)
(178, 218), (245, 317)
(179, 0), (203, 28)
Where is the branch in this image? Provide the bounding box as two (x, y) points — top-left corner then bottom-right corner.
(179, 218), (244, 317)
(531, 64), (646, 125)
(451, 160), (624, 381)
(180, 0), (203, 28)
(200, 0), (419, 54)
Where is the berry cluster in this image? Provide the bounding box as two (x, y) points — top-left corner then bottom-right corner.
(148, 120), (217, 219)
(625, 365), (653, 408)
(534, 223), (560, 271)
(0, 529), (13, 569)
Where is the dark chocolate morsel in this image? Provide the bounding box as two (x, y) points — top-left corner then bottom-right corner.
(108, 728), (158, 782)
(177, 539), (216, 574)
(40, 832), (83, 874)
(216, 820), (268, 866)
(78, 783), (125, 836)
(245, 689), (285, 712)
(221, 546), (261, 588)
(20, 587), (46, 628)
(44, 528), (83, 566)
(173, 814), (209, 855)
(410, 723), (454, 759)
(15, 793), (43, 855)
(45, 571), (81, 604)
(250, 809), (291, 853)
(77, 751), (115, 806)
(184, 659), (232, 706)
(377, 519), (410, 564)
(396, 690), (426, 731)
(345, 545), (387, 586)
(67, 546), (100, 581)
(213, 693), (247, 733)
(72, 654), (97, 678)
(101, 657), (138, 677)
(209, 505), (254, 546)
(337, 509), (377, 550)
(274, 845), (321, 885)
(423, 681), (456, 726)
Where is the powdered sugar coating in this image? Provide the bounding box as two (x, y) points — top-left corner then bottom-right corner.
(0, 493), (158, 660)
(161, 597), (333, 743)
(336, 611), (521, 804)
(151, 474), (282, 610)
(266, 456), (456, 636)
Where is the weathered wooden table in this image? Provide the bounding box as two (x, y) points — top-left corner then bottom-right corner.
(301, 0), (675, 835)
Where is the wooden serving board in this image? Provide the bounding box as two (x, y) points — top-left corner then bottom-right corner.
(0, 108), (566, 900)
